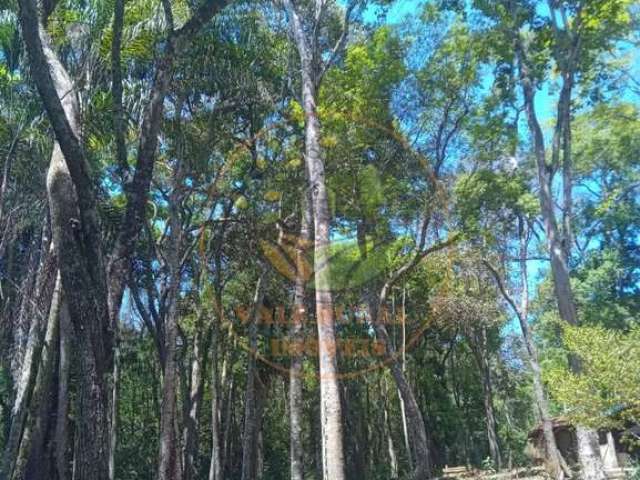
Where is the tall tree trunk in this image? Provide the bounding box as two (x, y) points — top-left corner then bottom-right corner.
(19, 4), (114, 477)
(385, 334), (431, 480)
(518, 220), (571, 480)
(107, 2), (125, 477)
(221, 364), (236, 478)
(0, 130), (20, 228)
(157, 183), (184, 480)
(7, 229), (46, 388)
(486, 217), (571, 480)
(471, 327), (501, 470)
(105, 0), (230, 331)
(358, 222), (430, 480)
(208, 321), (222, 480)
(515, 37), (605, 480)
(365, 296), (430, 480)
(254, 378), (268, 480)
(398, 288), (413, 470)
(105, 0), (228, 470)
(156, 272), (180, 480)
(241, 274), (265, 480)
(183, 317), (205, 480)
(284, 11), (346, 479)
(383, 393), (399, 479)
(55, 299), (71, 480)
(290, 198), (311, 480)
(302, 75), (347, 480)
(108, 332), (120, 480)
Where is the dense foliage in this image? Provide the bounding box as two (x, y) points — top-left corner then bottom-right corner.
(0, 0), (638, 479)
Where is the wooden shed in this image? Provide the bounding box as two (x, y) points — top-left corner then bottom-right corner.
(526, 417), (639, 471)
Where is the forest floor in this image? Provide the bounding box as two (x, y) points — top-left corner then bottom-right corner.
(439, 466), (634, 480)
(440, 465), (546, 480)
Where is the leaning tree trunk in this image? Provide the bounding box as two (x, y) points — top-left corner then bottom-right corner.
(517, 217), (571, 480)
(11, 272), (62, 480)
(2, 238), (57, 479)
(377, 322), (431, 480)
(358, 221), (430, 480)
(19, 3), (115, 478)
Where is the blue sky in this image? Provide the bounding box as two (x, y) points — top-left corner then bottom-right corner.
(362, 0), (639, 335)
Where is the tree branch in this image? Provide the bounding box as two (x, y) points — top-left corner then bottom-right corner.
(108, 0), (229, 321)
(379, 231), (460, 306)
(482, 260), (523, 324)
(316, 0), (363, 86)
(18, 0), (98, 234)
(111, 0), (128, 177)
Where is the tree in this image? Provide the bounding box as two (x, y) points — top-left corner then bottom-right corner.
(280, 1), (366, 477)
(547, 325), (640, 432)
(455, 165), (572, 478)
(470, 1), (634, 478)
(14, 0), (228, 477)
(1, 0), (638, 478)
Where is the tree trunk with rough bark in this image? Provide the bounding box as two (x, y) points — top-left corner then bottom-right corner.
(2, 239), (57, 480)
(182, 315), (206, 480)
(290, 198), (311, 480)
(11, 272), (62, 480)
(241, 274), (265, 480)
(157, 176), (185, 480)
(18, 2), (230, 479)
(156, 282), (179, 480)
(7, 231), (46, 389)
(108, 334), (119, 480)
(471, 327), (501, 470)
(19, 4), (114, 477)
(208, 320), (222, 480)
(55, 299), (71, 480)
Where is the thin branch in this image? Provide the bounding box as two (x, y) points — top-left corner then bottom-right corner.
(111, 0), (128, 177)
(380, 231), (460, 305)
(316, 0), (363, 86)
(482, 260), (523, 324)
(161, 0), (175, 32)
